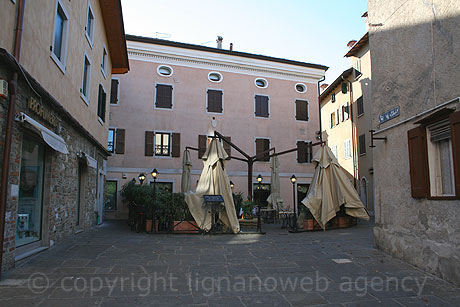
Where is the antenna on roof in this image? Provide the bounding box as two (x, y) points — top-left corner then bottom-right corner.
(155, 32), (171, 39)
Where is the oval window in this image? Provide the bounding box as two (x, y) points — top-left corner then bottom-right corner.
(295, 83), (307, 93)
(157, 65), (173, 77)
(255, 78), (268, 88)
(208, 72), (222, 83)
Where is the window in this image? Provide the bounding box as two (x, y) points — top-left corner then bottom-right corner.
(331, 145), (338, 158)
(157, 65), (173, 77)
(110, 79), (119, 105)
(85, 4), (95, 45)
(255, 78), (268, 88)
(297, 141), (313, 163)
(357, 96), (364, 116)
(108, 128), (125, 154)
(331, 93), (336, 102)
(353, 58), (362, 72)
(342, 103), (350, 121)
(295, 83), (307, 93)
(81, 54), (91, 103)
(97, 84), (106, 122)
(104, 181), (117, 211)
(255, 138), (270, 161)
(101, 46), (108, 76)
(408, 110), (460, 199)
(255, 95), (269, 118)
(344, 139), (351, 159)
(155, 84), (173, 109)
(330, 111), (336, 128)
(207, 89), (223, 113)
(51, 1), (69, 72)
(359, 134), (366, 155)
(155, 132), (170, 156)
(151, 182), (173, 193)
(208, 72), (222, 83)
(295, 100), (309, 121)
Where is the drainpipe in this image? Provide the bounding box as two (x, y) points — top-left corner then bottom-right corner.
(342, 75), (357, 188)
(0, 0), (25, 278)
(317, 76), (326, 144)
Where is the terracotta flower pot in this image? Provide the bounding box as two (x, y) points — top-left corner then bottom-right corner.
(145, 219), (153, 232)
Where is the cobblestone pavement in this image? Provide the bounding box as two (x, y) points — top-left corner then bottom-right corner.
(0, 218), (459, 307)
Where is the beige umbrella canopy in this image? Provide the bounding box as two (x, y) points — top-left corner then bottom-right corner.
(266, 156), (283, 210)
(181, 149), (192, 193)
(301, 145), (370, 229)
(185, 138), (240, 234)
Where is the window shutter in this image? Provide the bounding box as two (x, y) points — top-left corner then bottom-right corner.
(110, 79), (119, 104)
(115, 128), (125, 154)
(171, 133), (181, 157)
(262, 96), (269, 117)
(450, 111), (460, 197)
(223, 136), (231, 159)
(198, 135), (207, 159)
(145, 131), (154, 156)
(297, 141), (307, 163)
(256, 138), (270, 161)
(296, 100), (308, 121)
(207, 90), (223, 113)
(359, 134), (366, 155)
(357, 96), (364, 116)
(156, 84), (173, 108)
(407, 126), (428, 198)
(255, 95), (262, 116)
(263, 139), (270, 161)
(255, 139), (264, 157)
(306, 141), (313, 163)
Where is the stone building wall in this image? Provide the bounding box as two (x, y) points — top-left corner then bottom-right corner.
(0, 57), (103, 272)
(369, 0), (460, 285)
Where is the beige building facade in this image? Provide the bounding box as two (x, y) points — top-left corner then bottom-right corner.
(105, 35), (327, 220)
(369, 0), (460, 285)
(0, 0), (128, 273)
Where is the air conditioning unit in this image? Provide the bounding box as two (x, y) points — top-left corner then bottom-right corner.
(0, 79), (8, 99)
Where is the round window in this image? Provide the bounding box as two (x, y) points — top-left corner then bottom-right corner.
(157, 65), (173, 77)
(208, 72), (222, 83)
(255, 78), (268, 88)
(295, 83), (307, 93)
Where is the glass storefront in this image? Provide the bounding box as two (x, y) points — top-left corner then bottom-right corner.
(16, 137), (45, 247)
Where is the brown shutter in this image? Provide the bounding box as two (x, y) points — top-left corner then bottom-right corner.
(296, 100), (308, 121)
(207, 90), (222, 113)
(115, 129), (125, 154)
(223, 136), (231, 159)
(171, 133), (181, 157)
(297, 141), (307, 163)
(145, 131), (154, 156)
(255, 95), (262, 116)
(407, 126), (428, 198)
(198, 135), (207, 159)
(450, 111), (460, 197)
(262, 96), (269, 117)
(110, 79), (119, 104)
(156, 84), (173, 108)
(263, 139), (270, 161)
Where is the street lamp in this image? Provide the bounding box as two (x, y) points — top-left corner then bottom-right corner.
(138, 173), (146, 185)
(230, 181), (234, 189)
(151, 168), (158, 233)
(290, 174), (297, 231)
(256, 174), (263, 233)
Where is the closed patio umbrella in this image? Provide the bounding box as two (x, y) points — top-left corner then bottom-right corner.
(301, 145), (369, 229)
(266, 156), (283, 210)
(181, 149), (192, 193)
(185, 138), (240, 233)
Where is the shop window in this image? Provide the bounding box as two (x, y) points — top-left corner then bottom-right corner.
(155, 84), (173, 109)
(295, 100), (309, 121)
(104, 181), (118, 211)
(207, 89), (223, 113)
(51, 0), (69, 72)
(253, 183), (271, 207)
(255, 138), (270, 161)
(408, 109), (460, 199)
(16, 137), (45, 247)
(255, 95), (269, 118)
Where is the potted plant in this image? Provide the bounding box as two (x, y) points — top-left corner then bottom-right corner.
(241, 199), (256, 219)
(172, 192), (198, 233)
(232, 192), (244, 218)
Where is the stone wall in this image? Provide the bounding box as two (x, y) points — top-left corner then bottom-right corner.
(0, 58), (103, 272)
(369, 0), (460, 285)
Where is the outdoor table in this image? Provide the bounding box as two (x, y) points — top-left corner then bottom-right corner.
(260, 208), (277, 224)
(279, 211), (294, 229)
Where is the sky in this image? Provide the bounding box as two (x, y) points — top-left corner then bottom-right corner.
(120, 0), (368, 85)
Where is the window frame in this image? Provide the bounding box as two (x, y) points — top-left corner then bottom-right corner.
(359, 134), (366, 156)
(157, 65), (173, 77)
(342, 102), (350, 122)
(295, 83), (307, 94)
(296, 140), (313, 164)
(80, 52), (92, 105)
(254, 78), (268, 89)
(254, 94), (270, 119)
(97, 83), (107, 124)
(295, 99), (309, 122)
(357, 96), (364, 117)
(206, 88), (224, 115)
(85, 2), (95, 47)
(331, 145), (338, 159)
(108, 128), (116, 153)
(154, 131), (172, 158)
(110, 78), (120, 106)
(208, 71), (223, 83)
(50, 0), (69, 74)
(344, 139), (352, 159)
(154, 83), (174, 110)
(101, 45), (108, 78)
(104, 179), (119, 212)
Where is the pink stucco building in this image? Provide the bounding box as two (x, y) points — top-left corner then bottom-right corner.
(105, 35), (327, 219)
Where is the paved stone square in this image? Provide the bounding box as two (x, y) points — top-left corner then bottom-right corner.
(0, 219), (458, 306)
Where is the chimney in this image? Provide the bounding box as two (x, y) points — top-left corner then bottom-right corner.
(347, 40), (357, 48)
(216, 36), (223, 49)
(230, 43), (233, 51)
(320, 84), (329, 93)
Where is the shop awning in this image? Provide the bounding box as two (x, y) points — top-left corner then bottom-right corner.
(15, 112), (69, 154)
(77, 151), (97, 169)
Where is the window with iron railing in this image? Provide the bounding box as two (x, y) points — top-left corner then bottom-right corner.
(155, 132), (170, 156)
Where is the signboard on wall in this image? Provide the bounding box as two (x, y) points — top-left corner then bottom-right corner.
(379, 106), (400, 124)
